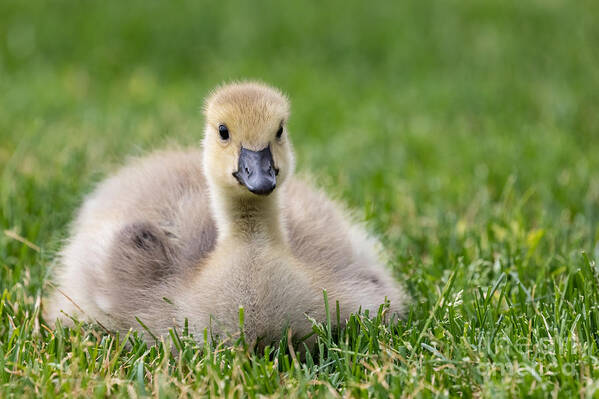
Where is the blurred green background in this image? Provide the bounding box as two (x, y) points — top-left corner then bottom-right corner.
(2, 0), (598, 274)
(1, 0), (599, 395)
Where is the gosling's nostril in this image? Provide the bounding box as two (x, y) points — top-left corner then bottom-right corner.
(245, 167), (250, 174)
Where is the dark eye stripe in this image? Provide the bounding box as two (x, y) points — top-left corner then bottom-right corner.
(218, 124), (229, 140)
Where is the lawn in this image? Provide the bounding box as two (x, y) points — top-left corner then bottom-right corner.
(1, 0), (599, 397)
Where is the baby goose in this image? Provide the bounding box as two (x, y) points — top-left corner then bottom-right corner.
(45, 82), (407, 346)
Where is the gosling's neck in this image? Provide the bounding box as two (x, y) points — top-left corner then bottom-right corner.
(209, 184), (287, 246)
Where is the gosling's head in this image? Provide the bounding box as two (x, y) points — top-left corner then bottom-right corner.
(202, 82), (294, 197)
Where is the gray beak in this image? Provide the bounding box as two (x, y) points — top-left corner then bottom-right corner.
(233, 146), (277, 195)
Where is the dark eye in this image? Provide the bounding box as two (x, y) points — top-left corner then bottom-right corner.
(218, 124), (229, 141)
(276, 125), (284, 139)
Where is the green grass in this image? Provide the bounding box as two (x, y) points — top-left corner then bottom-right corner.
(1, 0), (599, 397)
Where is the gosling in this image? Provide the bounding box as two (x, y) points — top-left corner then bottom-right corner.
(45, 82), (408, 347)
